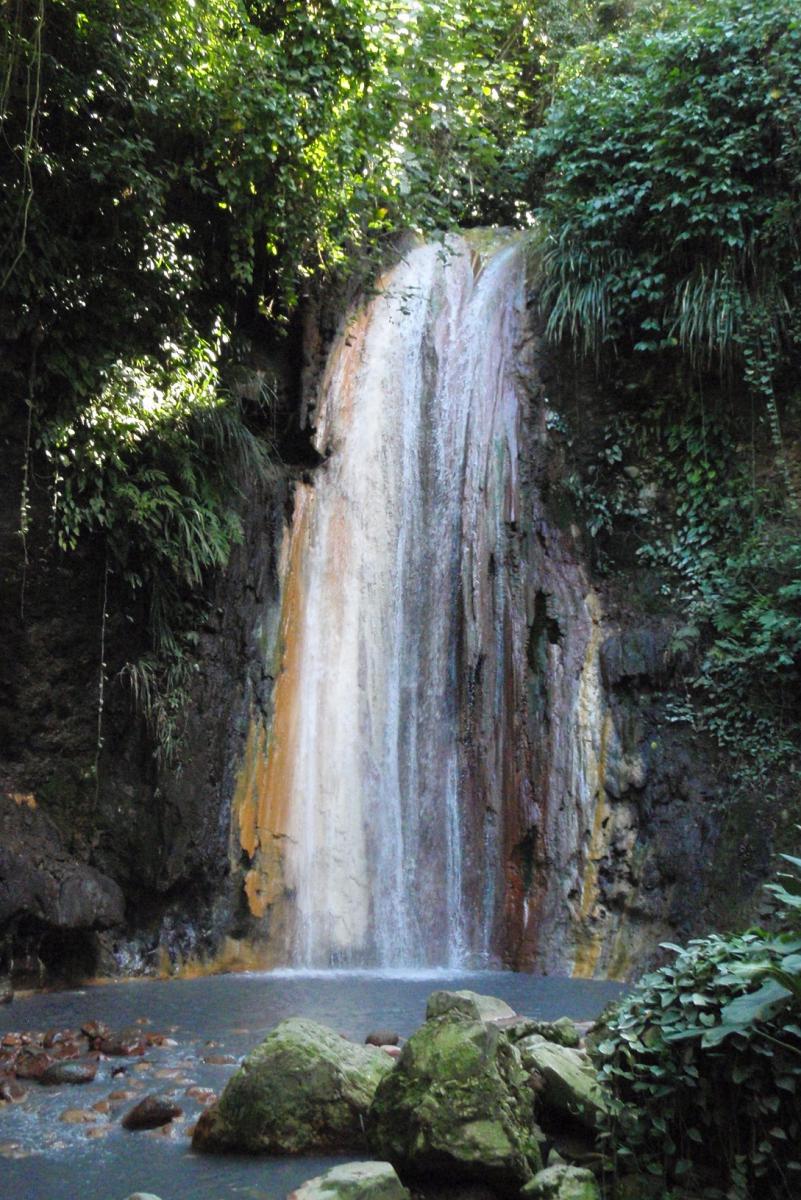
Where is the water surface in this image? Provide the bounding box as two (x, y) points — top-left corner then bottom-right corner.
(0, 969), (624, 1200)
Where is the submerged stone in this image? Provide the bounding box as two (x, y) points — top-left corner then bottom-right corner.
(425, 990), (517, 1024)
(367, 1013), (541, 1194)
(192, 1017), (393, 1154)
(289, 1161), (410, 1200)
(522, 1165), (599, 1200)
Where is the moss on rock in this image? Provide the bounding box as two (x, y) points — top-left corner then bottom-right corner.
(367, 1013), (542, 1194)
(192, 1017), (393, 1154)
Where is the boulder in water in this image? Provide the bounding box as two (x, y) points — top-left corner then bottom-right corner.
(521, 1165), (599, 1200)
(122, 1094), (182, 1131)
(289, 1162), (410, 1200)
(41, 1058), (98, 1085)
(516, 1038), (607, 1130)
(192, 1017), (393, 1154)
(425, 991), (516, 1024)
(367, 1013), (542, 1194)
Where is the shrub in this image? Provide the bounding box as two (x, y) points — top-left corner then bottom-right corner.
(593, 920), (801, 1198)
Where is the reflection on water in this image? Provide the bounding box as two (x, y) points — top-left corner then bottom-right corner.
(0, 970), (624, 1200)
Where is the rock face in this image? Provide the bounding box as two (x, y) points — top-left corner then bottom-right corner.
(289, 1162), (410, 1200)
(516, 1038), (607, 1130)
(0, 794), (124, 956)
(425, 991), (517, 1024)
(522, 1165), (599, 1200)
(192, 1018), (393, 1154)
(367, 1013), (542, 1194)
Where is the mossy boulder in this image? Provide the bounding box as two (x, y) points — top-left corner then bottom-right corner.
(191, 1017), (393, 1154)
(516, 1038), (607, 1131)
(504, 1018), (581, 1049)
(522, 1165), (599, 1200)
(367, 1013), (542, 1194)
(289, 1162), (410, 1200)
(425, 990), (516, 1024)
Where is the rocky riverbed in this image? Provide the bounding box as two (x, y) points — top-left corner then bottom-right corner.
(0, 971), (624, 1200)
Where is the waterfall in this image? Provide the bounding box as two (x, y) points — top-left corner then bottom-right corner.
(237, 232), (528, 969)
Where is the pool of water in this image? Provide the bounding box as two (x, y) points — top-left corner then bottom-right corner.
(0, 969), (624, 1200)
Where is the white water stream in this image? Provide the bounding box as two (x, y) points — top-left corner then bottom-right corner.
(266, 233), (526, 968)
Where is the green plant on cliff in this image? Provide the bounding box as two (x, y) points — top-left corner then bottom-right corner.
(525, 0), (801, 775)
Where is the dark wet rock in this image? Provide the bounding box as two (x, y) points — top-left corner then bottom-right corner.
(44, 1027), (77, 1048)
(289, 1162), (410, 1200)
(193, 1017), (392, 1154)
(82, 1020), (112, 1043)
(425, 990), (517, 1024)
(365, 1030), (400, 1047)
(99, 1031), (146, 1057)
(0, 794), (124, 939)
(599, 625), (672, 689)
(0, 1078), (27, 1102)
(368, 1013), (542, 1194)
(14, 1049), (53, 1079)
(122, 1094), (183, 1131)
(41, 1058), (98, 1085)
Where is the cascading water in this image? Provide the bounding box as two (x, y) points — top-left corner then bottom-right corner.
(235, 232), (529, 969)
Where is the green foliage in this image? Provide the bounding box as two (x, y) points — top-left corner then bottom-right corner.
(555, 386), (801, 777)
(1, 0), (615, 757)
(526, 0), (801, 371)
(594, 923), (801, 1198)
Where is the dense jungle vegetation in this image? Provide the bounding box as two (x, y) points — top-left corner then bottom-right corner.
(2, 2), (801, 1195)
(1, 0), (799, 767)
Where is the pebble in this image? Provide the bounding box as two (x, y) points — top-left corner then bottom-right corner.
(59, 1108), (97, 1125)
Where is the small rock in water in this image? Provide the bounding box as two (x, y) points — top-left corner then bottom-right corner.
(41, 1059), (98, 1086)
(365, 1030), (400, 1047)
(203, 1053), (236, 1065)
(99, 1031), (146, 1057)
(15, 1050), (53, 1080)
(60, 1108), (98, 1125)
(84, 1125), (113, 1139)
(185, 1086), (217, 1106)
(122, 1094), (182, 1131)
(0, 1079), (27, 1103)
(81, 1020), (112, 1045)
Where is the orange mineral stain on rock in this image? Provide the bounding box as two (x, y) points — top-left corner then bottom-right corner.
(232, 485), (313, 932)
